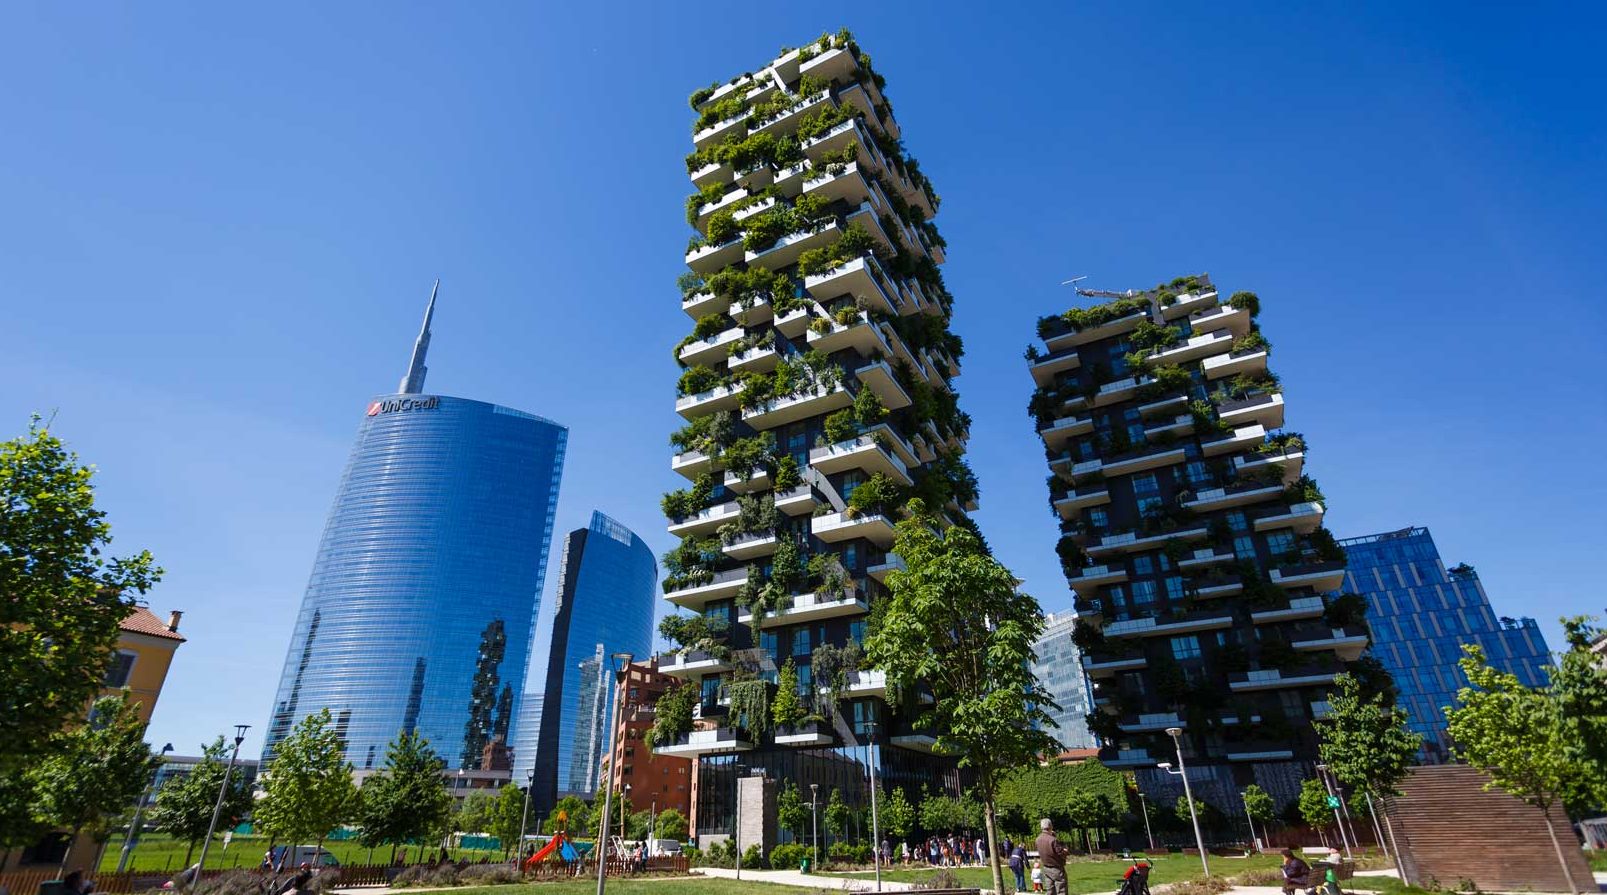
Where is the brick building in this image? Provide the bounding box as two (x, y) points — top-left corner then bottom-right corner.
(606, 659), (692, 823)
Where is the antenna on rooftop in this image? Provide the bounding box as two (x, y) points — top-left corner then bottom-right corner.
(1059, 275), (1088, 287)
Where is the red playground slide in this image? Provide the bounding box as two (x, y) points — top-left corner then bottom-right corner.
(524, 832), (567, 868)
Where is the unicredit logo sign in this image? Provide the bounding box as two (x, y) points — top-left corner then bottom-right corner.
(367, 396), (441, 416)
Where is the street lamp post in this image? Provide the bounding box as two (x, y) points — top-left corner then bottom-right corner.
(1136, 791), (1155, 851)
(621, 784), (632, 845)
(195, 725), (249, 883)
(1314, 764), (1353, 859)
(809, 784), (819, 870)
(650, 798), (657, 843)
(118, 742), (173, 872)
(596, 652), (634, 895)
(515, 768), (535, 868)
(1241, 791), (1258, 852)
(866, 721), (883, 893)
(1160, 726), (1209, 878)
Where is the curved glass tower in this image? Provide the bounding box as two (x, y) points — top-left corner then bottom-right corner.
(263, 286), (567, 773)
(512, 511), (655, 818)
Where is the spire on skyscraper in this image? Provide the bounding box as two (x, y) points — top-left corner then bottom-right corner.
(399, 279), (439, 394)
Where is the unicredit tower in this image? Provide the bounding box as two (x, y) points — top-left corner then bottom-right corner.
(263, 284), (567, 775)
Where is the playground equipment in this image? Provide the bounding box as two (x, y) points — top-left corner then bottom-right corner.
(523, 831), (581, 867)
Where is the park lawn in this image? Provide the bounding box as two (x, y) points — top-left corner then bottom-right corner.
(830, 852), (1285, 893)
(98, 833), (505, 872)
(1586, 849), (1607, 872)
(443, 882), (811, 895)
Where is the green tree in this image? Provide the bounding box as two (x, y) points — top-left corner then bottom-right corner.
(30, 693), (159, 871)
(255, 709), (356, 855)
(626, 809), (655, 841)
(772, 660), (807, 729)
(655, 809), (689, 842)
(1297, 778), (1334, 841)
(355, 732), (454, 862)
(824, 788), (851, 844)
(148, 736), (254, 867)
(1242, 784), (1276, 843)
(455, 789), (496, 835)
(0, 772), (44, 851)
(1065, 789), (1104, 853)
(487, 784), (527, 858)
(547, 794), (591, 838)
(1315, 671), (1420, 866)
(881, 787), (915, 840)
(863, 499), (1059, 895)
(776, 780), (808, 842)
(1447, 631), (1607, 895)
(0, 420), (161, 782)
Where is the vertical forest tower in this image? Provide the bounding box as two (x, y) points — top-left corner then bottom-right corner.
(656, 30), (976, 843)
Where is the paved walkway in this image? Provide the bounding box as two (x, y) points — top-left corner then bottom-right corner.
(695, 866), (920, 891)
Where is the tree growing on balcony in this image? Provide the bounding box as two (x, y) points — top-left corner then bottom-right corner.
(865, 499), (1057, 895)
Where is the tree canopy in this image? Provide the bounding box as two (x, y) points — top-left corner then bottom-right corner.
(149, 735), (254, 865)
(30, 693), (158, 869)
(1316, 672), (1421, 798)
(355, 732), (454, 859)
(255, 709), (356, 848)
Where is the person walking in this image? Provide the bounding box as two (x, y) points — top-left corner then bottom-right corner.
(1035, 818), (1071, 895)
(1008, 841), (1028, 892)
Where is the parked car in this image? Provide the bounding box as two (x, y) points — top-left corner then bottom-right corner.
(271, 845), (341, 867)
(648, 838), (683, 857)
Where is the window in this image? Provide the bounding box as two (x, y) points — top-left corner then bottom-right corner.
(842, 543), (859, 570)
(1133, 555), (1154, 576)
(1265, 531), (1296, 560)
(1171, 636), (1202, 661)
(848, 619), (866, 645)
(1107, 585), (1127, 610)
(1132, 474), (1159, 497)
(760, 631), (778, 656)
(1233, 536), (1257, 560)
(700, 676), (722, 708)
(1165, 575), (1185, 600)
(841, 471), (865, 500)
(104, 651), (136, 688)
(1137, 495), (1163, 518)
(1132, 580), (1157, 611)
(1125, 409), (1146, 445)
(1226, 510), (1249, 533)
(1185, 461), (1212, 487)
(1279, 690), (1305, 718)
(1088, 508), (1109, 533)
(794, 627), (813, 656)
(796, 663), (813, 692)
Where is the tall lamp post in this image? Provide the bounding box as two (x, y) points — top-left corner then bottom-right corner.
(1314, 764), (1353, 859)
(596, 652), (633, 895)
(865, 720), (883, 893)
(1159, 726), (1209, 878)
(515, 768), (536, 867)
(1240, 791), (1258, 852)
(118, 742), (173, 872)
(1136, 791), (1155, 851)
(809, 784), (819, 870)
(195, 725), (249, 881)
(621, 784), (632, 844)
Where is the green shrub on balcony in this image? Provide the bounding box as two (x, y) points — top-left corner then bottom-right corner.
(794, 99), (855, 143)
(688, 83), (718, 111)
(658, 611), (730, 656)
(853, 387), (886, 427)
(1214, 370), (1281, 403)
(1232, 330), (1270, 355)
(677, 365), (725, 397)
(661, 472), (716, 522)
(773, 455), (801, 491)
(1283, 475), (1325, 506)
(1306, 527), (1345, 562)
(685, 182), (728, 226)
(1130, 320), (1180, 352)
(1059, 296), (1149, 332)
(796, 222), (876, 276)
(1134, 363), (1192, 402)
(822, 408), (857, 444)
(693, 94), (746, 134)
(677, 271), (705, 299)
(646, 678), (698, 748)
(845, 472), (898, 517)
(705, 209), (740, 245)
(725, 679), (772, 734)
(1259, 430), (1307, 455)
(1189, 399), (1228, 436)
(1071, 619), (1106, 652)
(722, 433), (776, 479)
(772, 660), (808, 729)
(1324, 592), (1368, 628)
(1228, 291), (1261, 316)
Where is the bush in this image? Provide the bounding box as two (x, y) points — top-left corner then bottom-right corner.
(1170, 877), (1232, 895)
(390, 866), (431, 888)
(912, 869), (963, 890)
(457, 864), (521, 885)
(769, 842), (810, 869)
(741, 843), (766, 869)
(1234, 868), (1286, 886)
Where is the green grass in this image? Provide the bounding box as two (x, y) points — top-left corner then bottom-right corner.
(98, 833), (505, 872)
(440, 882), (815, 895)
(829, 852), (1285, 893)
(1586, 849), (1607, 872)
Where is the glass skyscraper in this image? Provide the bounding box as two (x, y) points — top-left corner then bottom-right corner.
(513, 511), (655, 818)
(1033, 611), (1097, 750)
(263, 286), (567, 773)
(1340, 526), (1551, 762)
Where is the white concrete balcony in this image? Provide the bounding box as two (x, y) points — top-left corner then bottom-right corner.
(801, 118), (866, 163)
(1082, 446), (1188, 480)
(1043, 309), (1148, 352)
(804, 255), (901, 315)
(809, 434), (912, 485)
(1235, 449), (1305, 484)
(854, 361), (914, 410)
(1178, 548), (1236, 570)
(671, 449), (713, 480)
(728, 343), (778, 374)
(1092, 375), (1145, 407)
(681, 289), (726, 320)
(1226, 747), (1296, 762)
(1190, 577), (1244, 599)
(1293, 626), (1370, 660)
(695, 75), (756, 111)
(1088, 525), (1210, 558)
(685, 236), (743, 274)
(1229, 668), (1339, 693)
(802, 160), (875, 208)
(806, 311), (888, 356)
(749, 91), (833, 139)
(1188, 304), (1251, 337)
(742, 382), (852, 429)
(659, 650), (733, 678)
(812, 510), (896, 547)
(666, 499), (741, 538)
(743, 592), (869, 630)
(745, 220), (841, 270)
(1148, 329), (1234, 365)
(653, 727), (754, 757)
(1254, 501), (1325, 535)
(1143, 414), (1194, 440)
(842, 201), (897, 254)
(665, 568), (749, 610)
(1028, 348), (1082, 388)
(730, 297), (773, 326)
(868, 554), (904, 583)
(1217, 393), (1285, 429)
(1103, 612), (1234, 639)
(1119, 712), (1183, 732)
(1270, 561), (1347, 592)
(1084, 655), (1146, 678)
(1251, 596), (1326, 624)
(859, 422), (920, 469)
(675, 383), (741, 419)
(722, 531), (778, 561)
(1065, 564), (1128, 587)
(689, 160), (733, 189)
(678, 326), (745, 367)
(1038, 414), (1094, 450)
(1102, 748), (1157, 768)
(1203, 347), (1269, 380)
(1201, 424), (1267, 457)
(769, 160), (812, 195)
(693, 187), (751, 230)
(830, 668), (886, 699)
(775, 484), (820, 516)
(774, 721), (835, 747)
(1159, 289), (1219, 319)
(799, 44), (858, 82)
(1137, 393), (1189, 418)
(890, 733), (938, 753)
(692, 109), (750, 148)
(1053, 486), (1111, 519)
(1181, 483), (1284, 512)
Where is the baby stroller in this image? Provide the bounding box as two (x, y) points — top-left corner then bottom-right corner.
(1116, 855), (1153, 895)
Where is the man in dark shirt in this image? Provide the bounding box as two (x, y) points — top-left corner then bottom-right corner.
(1035, 818), (1070, 895)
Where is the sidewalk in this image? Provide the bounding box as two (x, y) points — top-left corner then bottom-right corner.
(695, 866), (920, 891)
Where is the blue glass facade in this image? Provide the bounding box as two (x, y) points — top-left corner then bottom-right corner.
(1033, 611), (1096, 750)
(513, 511), (655, 815)
(1340, 527), (1551, 762)
(263, 394), (566, 772)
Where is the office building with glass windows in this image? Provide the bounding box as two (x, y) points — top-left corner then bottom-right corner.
(1027, 276), (1369, 813)
(512, 511), (656, 819)
(656, 31), (975, 845)
(1033, 611), (1097, 750)
(1339, 526), (1550, 762)
(263, 287), (567, 774)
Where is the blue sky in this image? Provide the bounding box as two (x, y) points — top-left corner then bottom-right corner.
(3, 3), (1603, 758)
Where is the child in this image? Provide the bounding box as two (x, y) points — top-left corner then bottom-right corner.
(1032, 859), (1044, 892)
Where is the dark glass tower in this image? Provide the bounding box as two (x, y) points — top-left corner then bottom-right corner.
(1339, 526), (1551, 762)
(511, 511), (656, 818)
(263, 285), (567, 773)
